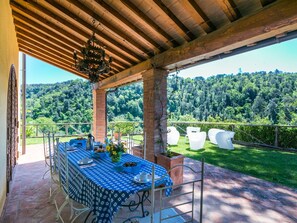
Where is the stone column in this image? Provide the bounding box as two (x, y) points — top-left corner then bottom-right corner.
(93, 84), (107, 142)
(142, 68), (168, 162)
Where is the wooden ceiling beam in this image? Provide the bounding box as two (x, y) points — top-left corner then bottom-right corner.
(152, 0), (196, 41)
(65, 0), (156, 56)
(11, 3), (83, 45)
(120, 0), (180, 46)
(17, 36), (77, 66)
(188, 0), (216, 33)
(260, 0), (277, 7)
(19, 46), (115, 81)
(11, 3), (134, 69)
(92, 0), (170, 51)
(13, 11), (125, 70)
(19, 0), (137, 66)
(100, 0), (297, 89)
(44, 0), (144, 63)
(15, 22), (75, 56)
(13, 19), (81, 52)
(19, 46), (87, 79)
(215, 0), (241, 22)
(15, 25), (123, 73)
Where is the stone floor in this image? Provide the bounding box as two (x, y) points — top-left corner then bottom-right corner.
(0, 144), (297, 223)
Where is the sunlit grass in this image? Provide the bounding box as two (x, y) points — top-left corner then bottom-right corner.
(23, 136), (74, 145)
(169, 136), (297, 189)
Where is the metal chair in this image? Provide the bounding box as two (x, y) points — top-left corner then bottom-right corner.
(126, 159), (205, 223)
(42, 132), (53, 179)
(49, 136), (60, 202)
(55, 142), (90, 223)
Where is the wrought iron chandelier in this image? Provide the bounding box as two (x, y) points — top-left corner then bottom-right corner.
(73, 23), (112, 83)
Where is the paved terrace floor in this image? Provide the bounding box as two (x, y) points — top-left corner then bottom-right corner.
(0, 144), (297, 223)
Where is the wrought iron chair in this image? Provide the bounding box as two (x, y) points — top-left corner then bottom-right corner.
(125, 159), (205, 223)
(42, 132), (53, 179)
(54, 142), (90, 223)
(48, 136), (61, 202)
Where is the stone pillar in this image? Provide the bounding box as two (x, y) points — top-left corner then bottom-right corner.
(93, 85), (107, 142)
(142, 68), (168, 162)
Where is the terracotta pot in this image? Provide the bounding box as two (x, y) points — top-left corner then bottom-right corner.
(132, 145), (143, 158)
(156, 152), (184, 185)
(113, 132), (122, 140)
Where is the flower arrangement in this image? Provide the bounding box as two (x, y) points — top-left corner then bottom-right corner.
(106, 141), (127, 162)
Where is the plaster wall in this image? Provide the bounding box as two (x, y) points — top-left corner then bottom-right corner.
(0, 0), (19, 215)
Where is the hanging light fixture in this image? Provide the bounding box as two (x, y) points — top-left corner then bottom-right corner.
(73, 20), (112, 83)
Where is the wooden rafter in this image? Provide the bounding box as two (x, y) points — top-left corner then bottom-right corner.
(19, 46), (87, 78)
(92, 0), (170, 51)
(18, 37), (74, 66)
(17, 0), (138, 66)
(152, 0), (196, 41)
(15, 23), (78, 56)
(100, 0), (297, 89)
(188, 0), (216, 33)
(120, 0), (180, 46)
(11, 2), (134, 70)
(260, 0), (277, 7)
(9, 0), (297, 84)
(45, 0), (146, 62)
(65, 0), (157, 56)
(215, 0), (241, 22)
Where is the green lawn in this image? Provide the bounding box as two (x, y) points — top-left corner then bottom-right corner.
(169, 136), (297, 189)
(23, 137), (74, 145)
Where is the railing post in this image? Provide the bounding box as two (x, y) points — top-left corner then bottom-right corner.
(65, 124), (69, 136)
(274, 126), (279, 147)
(36, 125), (39, 137)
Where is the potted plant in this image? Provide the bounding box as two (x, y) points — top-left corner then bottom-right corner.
(110, 117), (136, 141)
(153, 80), (184, 185)
(106, 141), (127, 162)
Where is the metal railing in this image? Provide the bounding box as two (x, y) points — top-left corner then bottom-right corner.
(24, 121), (297, 150)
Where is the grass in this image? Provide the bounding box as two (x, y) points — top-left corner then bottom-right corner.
(22, 137), (75, 145)
(169, 136), (297, 189)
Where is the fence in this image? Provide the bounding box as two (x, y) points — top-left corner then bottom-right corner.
(24, 121), (297, 150)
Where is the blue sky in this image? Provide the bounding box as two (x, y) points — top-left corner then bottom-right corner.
(20, 38), (297, 84)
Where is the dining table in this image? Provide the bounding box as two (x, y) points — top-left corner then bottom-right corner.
(63, 142), (172, 223)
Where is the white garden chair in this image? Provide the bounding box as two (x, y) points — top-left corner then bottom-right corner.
(208, 128), (225, 144)
(216, 131), (235, 150)
(185, 127), (201, 142)
(189, 132), (206, 150)
(167, 126), (180, 146)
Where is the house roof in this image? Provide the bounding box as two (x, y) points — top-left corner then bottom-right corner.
(10, 0), (297, 88)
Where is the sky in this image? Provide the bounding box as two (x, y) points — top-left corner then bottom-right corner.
(19, 38), (297, 84)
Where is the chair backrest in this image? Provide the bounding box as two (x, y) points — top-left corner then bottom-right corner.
(187, 127), (201, 135)
(167, 126), (177, 133)
(43, 132), (56, 173)
(208, 128), (225, 144)
(57, 142), (70, 195)
(150, 159), (204, 223)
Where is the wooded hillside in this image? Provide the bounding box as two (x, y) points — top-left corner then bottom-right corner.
(26, 71), (297, 125)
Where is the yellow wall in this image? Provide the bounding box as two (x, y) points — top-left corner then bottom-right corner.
(0, 0), (19, 215)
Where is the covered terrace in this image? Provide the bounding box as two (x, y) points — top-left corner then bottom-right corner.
(1, 0), (297, 222)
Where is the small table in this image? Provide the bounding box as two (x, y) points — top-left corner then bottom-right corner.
(65, 147), (172, 223)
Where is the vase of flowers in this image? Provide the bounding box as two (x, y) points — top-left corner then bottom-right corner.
(106, 141), (127, 163)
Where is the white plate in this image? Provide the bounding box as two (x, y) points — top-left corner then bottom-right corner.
(133, 174), (160, 184)
(77, 158), (93, 165)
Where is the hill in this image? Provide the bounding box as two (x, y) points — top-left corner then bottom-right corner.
(26, 71), (297, 125)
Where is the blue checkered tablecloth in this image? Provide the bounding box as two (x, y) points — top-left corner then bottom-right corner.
(63, 146), (172, 223)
